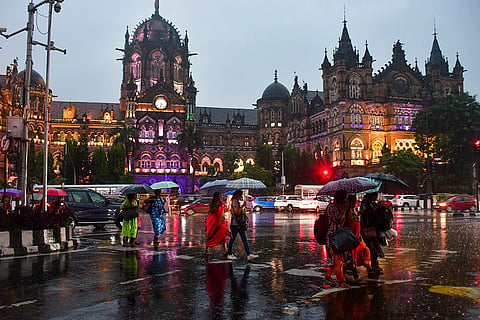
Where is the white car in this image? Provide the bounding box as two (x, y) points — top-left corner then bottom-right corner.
(299, 198), (328, 212)
(274, 195), (302, 212)
(392, 194), (419, 209)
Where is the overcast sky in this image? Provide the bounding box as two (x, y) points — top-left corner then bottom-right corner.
(1, 0), (479, 109)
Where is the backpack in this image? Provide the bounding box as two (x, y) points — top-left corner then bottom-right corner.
(314, 210), (328, 245)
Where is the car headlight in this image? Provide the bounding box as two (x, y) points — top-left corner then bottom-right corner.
(439, 203), (446, 207)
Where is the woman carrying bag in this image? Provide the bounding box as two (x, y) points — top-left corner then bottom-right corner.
(226, 190), (258, 261)
(121, 193), (139, 247)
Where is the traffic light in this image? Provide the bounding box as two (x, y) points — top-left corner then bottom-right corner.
(475, 140), (480, 151)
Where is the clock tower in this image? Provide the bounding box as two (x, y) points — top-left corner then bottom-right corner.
(118, 1), (198, 189)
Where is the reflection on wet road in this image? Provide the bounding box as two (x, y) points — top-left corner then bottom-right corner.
(0, 209), (479, 319)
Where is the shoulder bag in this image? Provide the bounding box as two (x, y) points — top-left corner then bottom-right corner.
(122, 206), (139, 221)
(328, 227), (360, 253)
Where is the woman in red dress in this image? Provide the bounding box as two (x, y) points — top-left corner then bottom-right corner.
(205, 192), (230, 256)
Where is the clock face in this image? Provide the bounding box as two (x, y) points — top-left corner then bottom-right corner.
(154, 96), (167, 109)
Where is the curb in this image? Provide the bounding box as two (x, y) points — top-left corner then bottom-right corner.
(0, 228), (80, 257)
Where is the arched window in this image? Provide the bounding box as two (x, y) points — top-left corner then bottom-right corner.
(348, 75), (361, 99)
(330, 108), (340, 127)
(350, 138), (364, 166)
(140, 154), (151, 168)
(372, 141), (383, 164)
(156, 156), (166, 169)
(330, 78), (337, 102)
(170, 155), (180, 169)
(333, 140), (341, 167)
(151, 52), (164, 83)
(349, 104), (363, 128)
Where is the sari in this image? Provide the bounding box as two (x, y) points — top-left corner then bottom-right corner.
(205, 201), (230, 248)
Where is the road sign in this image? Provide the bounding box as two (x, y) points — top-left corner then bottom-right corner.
(0, 134), (12, 153)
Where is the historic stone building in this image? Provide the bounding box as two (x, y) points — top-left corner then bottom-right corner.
(0, 5), (465, 189)
(256, 19), (464, 179)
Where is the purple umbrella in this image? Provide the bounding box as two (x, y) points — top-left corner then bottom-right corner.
(317, 177), (379, 195)
(0, 188), (22, 198)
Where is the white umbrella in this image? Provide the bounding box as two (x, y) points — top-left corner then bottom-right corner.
(151, 181), (179, 190)
(225, 178), (267, 190)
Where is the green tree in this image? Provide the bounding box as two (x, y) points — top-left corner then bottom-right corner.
(256, 144), (275, 172)
(90, 147), (109, 183)
(413, 93), (480, 192)
(107, 143), (127, 182)
(380, 149), (424, 193)
(77, 134), (91, 183)
(110, 124), (139, 172)
(177, 123), (204, 191)
(222, 151), (240, 177)
(281, 144), (301, 191)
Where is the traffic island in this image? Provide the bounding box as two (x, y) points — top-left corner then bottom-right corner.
(0, 206), (79, 257)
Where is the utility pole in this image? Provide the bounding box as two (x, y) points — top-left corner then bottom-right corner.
(1, 1), (65, 207)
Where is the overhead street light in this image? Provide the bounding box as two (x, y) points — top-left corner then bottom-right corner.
(1, 1), (66, 208)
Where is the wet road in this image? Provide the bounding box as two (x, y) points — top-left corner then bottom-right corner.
(1, 209), (480, 319)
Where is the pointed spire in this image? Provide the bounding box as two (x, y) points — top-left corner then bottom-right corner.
(322, 48), (331, 69)
(362, 40), (373, 67)
(184, 30), (189, 48)
(453, 52), (464, 74)
(154, 0), (159, 15)
(414, 58), (420, 73)
(274, 69), (278, 82)
(124, 26), (129, 47)
(426, 24), (449, 76)
(334, 11), (358, 68)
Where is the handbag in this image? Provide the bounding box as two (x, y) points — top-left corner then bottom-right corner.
(236, 211), (249, 231)
(328, 227), (360, 253)
(122, 206), (139, 221)
(363, 226), (377, 239)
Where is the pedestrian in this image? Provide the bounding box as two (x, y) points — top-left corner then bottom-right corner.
(343, 194), (364, 282)
(324, 189), (349, 287)
(226, 190), (258, 261)
(359, 192), (384, 274)
(147, 189), (167, 245)
(205, 191), (230, 256)
(121, 193), (139, 247)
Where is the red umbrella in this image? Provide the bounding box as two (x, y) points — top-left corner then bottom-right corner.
(35, 188), (68, 196)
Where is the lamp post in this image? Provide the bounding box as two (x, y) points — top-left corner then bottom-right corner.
(1, 1), (65, 208)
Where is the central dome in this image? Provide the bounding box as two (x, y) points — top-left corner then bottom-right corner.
(18, 69), (46, 87)
(261, 71), (290, 100)
(131, 10), (181, 45)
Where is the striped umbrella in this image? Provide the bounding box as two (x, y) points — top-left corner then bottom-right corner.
(225, 178), (267, 190)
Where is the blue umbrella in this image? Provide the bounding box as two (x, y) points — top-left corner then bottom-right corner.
(0, 188), (22, 198)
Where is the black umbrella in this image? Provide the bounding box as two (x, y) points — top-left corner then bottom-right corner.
(364, 173), (409, 194)
(121, 184), (153, 195)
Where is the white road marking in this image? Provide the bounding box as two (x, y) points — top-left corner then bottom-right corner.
(0, 299), (38, 309)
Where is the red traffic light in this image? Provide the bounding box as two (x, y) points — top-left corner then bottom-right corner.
(322, 169), (329, 176)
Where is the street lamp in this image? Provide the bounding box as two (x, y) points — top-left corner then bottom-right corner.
(1, 1), (65, 208)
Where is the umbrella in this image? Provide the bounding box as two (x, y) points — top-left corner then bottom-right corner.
(150, 181), (179, 190)
(199, 179), (231, 195)
(0, 188), (22, 198)
(35, 188), (68, 196)
(121, 184), (153, 195)
(317, 177), (379, 195)
(225, 178), (267, 190)
(364, 173), (410, 194)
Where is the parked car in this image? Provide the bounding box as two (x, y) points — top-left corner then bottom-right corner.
(62, 188), (123, 229)
(298, 198), (325, 212)
(433, 194), (476, 212)
(180, 197), (212, 215)
(379, 194), (394, 211)
(250, 196), (276, 212)
(392, 194), (419, 209)
(274, 195), (302, 212)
